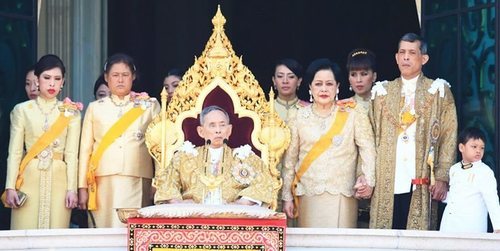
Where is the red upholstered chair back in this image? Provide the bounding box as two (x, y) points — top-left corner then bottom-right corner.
(181, 86), (260, 156)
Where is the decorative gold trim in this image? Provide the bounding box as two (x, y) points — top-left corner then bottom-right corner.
(145, 5), (290, 209)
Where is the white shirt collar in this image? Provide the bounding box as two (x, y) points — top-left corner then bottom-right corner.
(208, 147), (223, 163)
(401, 75), (419, 95)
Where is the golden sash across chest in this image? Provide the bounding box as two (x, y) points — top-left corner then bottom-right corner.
(1, 113), (71, 207)
(87, 107), (145, 210)
(292, 109), (349, 217)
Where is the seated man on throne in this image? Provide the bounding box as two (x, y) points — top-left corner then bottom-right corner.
(158, 105), (274, 207)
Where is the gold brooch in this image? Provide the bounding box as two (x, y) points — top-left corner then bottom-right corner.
(231, 163), (256, 185)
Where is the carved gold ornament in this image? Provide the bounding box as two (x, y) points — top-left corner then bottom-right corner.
(145, 6), (290, 210)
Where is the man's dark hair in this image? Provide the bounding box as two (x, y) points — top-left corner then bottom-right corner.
(399, 33), (428, 55)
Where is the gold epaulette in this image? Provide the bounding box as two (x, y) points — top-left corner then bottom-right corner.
(336, 98), (357, 111)
(297, 100), (311, 108)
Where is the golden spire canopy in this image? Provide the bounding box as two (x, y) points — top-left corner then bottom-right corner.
(146, 5), (290, 210)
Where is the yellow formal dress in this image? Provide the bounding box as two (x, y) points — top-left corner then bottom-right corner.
(281, 104), (376, 228)
(79, 94), (160, 228)
(369, 75), (457, 230)
(155, 143), (274, 206)
(6, 97), (81, 229)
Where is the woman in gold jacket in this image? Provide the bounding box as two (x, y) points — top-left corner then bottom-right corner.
(4, 54), (81, 229)
(281, 58), (376, 228)
(78, 53), (160, 228)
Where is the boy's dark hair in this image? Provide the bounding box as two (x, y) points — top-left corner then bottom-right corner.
(458, 127), (486, 145)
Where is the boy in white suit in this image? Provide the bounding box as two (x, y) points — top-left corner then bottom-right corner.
(440, 127), (500, 233)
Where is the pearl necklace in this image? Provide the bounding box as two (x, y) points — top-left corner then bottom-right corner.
(35, 99), (59, 131)
(311, 104), (335, 131)
(110, 97), (130, 117)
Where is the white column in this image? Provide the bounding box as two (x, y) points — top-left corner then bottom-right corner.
(37, 0), (73, 97)
(37, 0), (107, 105)
(71, 0), (107, 106)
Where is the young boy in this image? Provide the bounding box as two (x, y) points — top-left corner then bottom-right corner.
(440, 127), (500, 233)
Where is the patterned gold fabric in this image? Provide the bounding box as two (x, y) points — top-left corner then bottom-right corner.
(6, 97), (81, 229)
(274, 97), (308, 201)
(351, 94), (373, 177)
(369, 75), (457, 230)
(298, 193), (357, 228)
(156, 145), (274, 205)
(79, 94), (160, 227)
(281, 104), (375, 202)
(353, 94), (371, 111)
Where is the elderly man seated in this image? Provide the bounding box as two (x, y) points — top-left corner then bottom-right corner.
(159, 105), (274, 207)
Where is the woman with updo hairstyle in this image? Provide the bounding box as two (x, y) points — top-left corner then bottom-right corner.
(281, 58), (376, 228)
(271, 58), (309, 124)
(162, 68), (184, 103)
(4, 54), (82, 229)
(78, 53), (160, 228)
(93, 73), (110, 100)
(346, 48), (377, 110)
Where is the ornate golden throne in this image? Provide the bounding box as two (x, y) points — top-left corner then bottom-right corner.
(145, 6), (290, 210)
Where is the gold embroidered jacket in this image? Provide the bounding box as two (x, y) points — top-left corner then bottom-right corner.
(369, 75), (457, 230)
(78, 94), (160, 188)
(155, 144), (274, 205)
(281, 104), (376, 201)
(6, 97), (81, 229)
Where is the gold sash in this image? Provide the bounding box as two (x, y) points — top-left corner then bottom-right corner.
(16, 113), (71, 189)
(1, 112), (71, 206)
(87, 107), (145, 210)
(291, 109), (349, 217)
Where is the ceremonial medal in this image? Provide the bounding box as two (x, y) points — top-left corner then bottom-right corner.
(333, 135), (344, 146)
(37, 148), (53, 170)
(430, 120), (440, 144)
(52, 138), (60, 148)
(133, 131), (144, 141)
(402, 132), (409, 143)
(231, 163), (256, 185)
(42, 120), (50, 131)
(200, 174), (225, 205)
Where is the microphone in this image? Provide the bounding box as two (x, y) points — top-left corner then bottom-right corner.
(204, 139), (211, 169)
